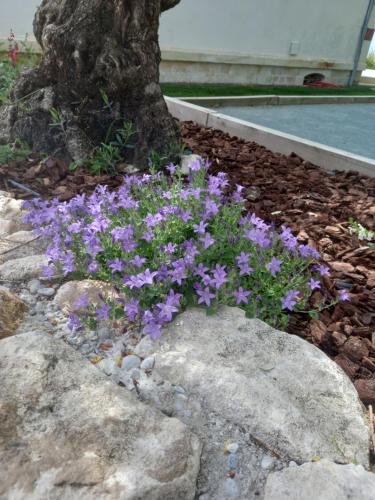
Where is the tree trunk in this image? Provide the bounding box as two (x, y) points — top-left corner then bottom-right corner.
(0, 0), (181, 166)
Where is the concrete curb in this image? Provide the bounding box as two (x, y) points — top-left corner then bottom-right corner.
(165, 96), (375, 177)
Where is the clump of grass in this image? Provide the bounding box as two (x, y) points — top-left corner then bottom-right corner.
(0, 140), (31, 165)
(366, 52), (375, 70)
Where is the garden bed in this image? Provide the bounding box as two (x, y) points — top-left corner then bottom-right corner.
(1, 121), (375, 404)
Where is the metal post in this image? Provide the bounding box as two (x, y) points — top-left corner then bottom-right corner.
(348, 0), (375, 86)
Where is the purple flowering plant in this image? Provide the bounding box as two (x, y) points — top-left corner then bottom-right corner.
(23, 159), (347, 337)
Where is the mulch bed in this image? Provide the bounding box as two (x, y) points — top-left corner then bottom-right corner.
(1, 120), (375, 406)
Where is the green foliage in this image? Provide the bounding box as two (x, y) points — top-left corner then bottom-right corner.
(366, 52), (375, 70)
(148, 141), (189, 171)
(0, 140), (31, 164)
(348, 218), (374, 242)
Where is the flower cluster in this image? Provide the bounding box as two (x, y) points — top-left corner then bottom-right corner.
(24, 160), (346, 337)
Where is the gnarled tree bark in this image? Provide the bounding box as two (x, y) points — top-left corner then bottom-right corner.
(0, 0), (181, 165)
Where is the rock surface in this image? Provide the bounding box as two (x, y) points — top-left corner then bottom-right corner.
(54, 279), (119, 313)
(263, 459), (375, 500)
(0, 289), (28, 338)
(137, 307), (370, 498)
(0, 331), (201, 500)
(0, 230), (47, 264)
(155, 308), (369, 465)
(0, 254), (48, 281)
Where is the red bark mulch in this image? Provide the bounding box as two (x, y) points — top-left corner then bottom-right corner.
(1, 121), (375, 406)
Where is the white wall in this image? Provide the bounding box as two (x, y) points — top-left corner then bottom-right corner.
(1, 0), (374, 84)
(160, 0), (373, 65)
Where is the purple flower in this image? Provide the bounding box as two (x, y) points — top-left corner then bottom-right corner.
(67, 312), (82, 331)
(169, 259), (187, 285)
(125, 298), (140, 322)
(88, 261), (100, 273)
(266, 257), (282, 276)
(137, 269), (158, 287)
(108, 258), (125, 274)
(315, 264), (331, 276)
(204, 198), (219, 217)
(96, 302), (112, 321)
(194, 263), (209, 278)
(197, 287), (216, 306)
(232, 184), (245, 203)
(338, 289), (351, 302)
(156, 301), (179, 321)
(143, 320), (162, 340)
(234, 287), (251, 305)
(244, 228), (271, 248)
(166, 289), (182, 307)
(142, 230), (155, 242)
(166, 163), (177, 174)
(163, 242), (177, 255)
(199, 232), (215, 249)
(193, 221), (207, 235)
(74, 294), (89, 310)
(179, 210), (192, 223)
(130, 255), (146, 268)
(281, 290), (300, 311)
(144, 213), (163, 228)
(211, 264), (227, 289)
(280, 226), (298, 251)
(299, 245), (320, 259)
(189, 158), (202, 171)
(309, 278), (321, 290)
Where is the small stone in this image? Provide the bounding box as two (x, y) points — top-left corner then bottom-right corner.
(121, 354), (141, 371)
(289, 461), (298, 467)
(180, 154), (202, 175)
(227, 453), (237, 469)
(227, 443), (239, 454)
(28, 279), (41, 294)
(173, 385), (186, 395)
(224, 477), (240, 498)
(261, 455), (275, 469)
(130, 368), (141, 381)
(37, 287), (56, 297)
(97, 358), (117, 376)
(133, 336), (158, 358)
(140, 356), (155, 370)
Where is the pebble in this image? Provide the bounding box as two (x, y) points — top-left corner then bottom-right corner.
(37, 287), (55, 297)
(140, 356), (155, 370)
(227, 443), (239, 454)
(261, 454), (274, 469)
(28, 279), (41, 294)
(97, 358), (117, 376)
(223, 477), (240, 498)
(289, 461), (298, 467)
(122, 355), (141, 371)
(133, 336), (157, 358)
(227, 453), (237, 469)
(173, 385), (187, 395)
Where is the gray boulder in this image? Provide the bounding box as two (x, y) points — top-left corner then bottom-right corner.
(0, 254), (48, 281)
(264, 459), (375, 500)
(139, 307), (370, 498)
(0, 230), (48, 264)
(0, 332), (201, 500)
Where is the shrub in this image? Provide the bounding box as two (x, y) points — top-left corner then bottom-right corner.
(366, 52), (375, 70)
(24, 160), (345, 337)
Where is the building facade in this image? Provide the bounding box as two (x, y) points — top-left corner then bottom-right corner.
(1, 0), (374, 85)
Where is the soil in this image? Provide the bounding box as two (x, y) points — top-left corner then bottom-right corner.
(1, 120), (375, 406)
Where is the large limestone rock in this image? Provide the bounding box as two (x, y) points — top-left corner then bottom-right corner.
(0, 332), (201, 499)
(138, 307), (370, 498)
(54, 279), (119, 314)
(0, 193), (30, 235)
(0, 230), (48, 264)
(0, 254), (48, 281)
(0, 289), (28, 338)
(263, 459), (375, 500)
(155, 308), (369, 464)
